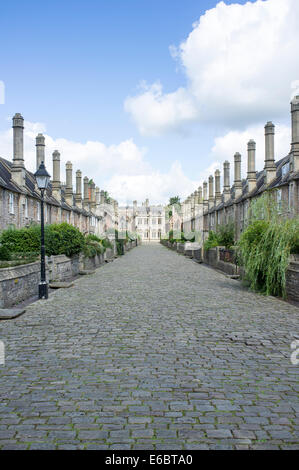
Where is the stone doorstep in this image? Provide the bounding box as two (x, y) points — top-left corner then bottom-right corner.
(78, 270), (95, 275)
(49, 282), (74, 289)
(0, 308), (26, 320)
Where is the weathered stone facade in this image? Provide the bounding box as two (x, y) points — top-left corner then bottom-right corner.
(177, 97), (299, 243)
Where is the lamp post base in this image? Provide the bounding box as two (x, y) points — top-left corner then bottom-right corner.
(38, 282), (48, 299)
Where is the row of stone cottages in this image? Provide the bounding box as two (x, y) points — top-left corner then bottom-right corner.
(0, 113), (119, 237)
(173, 96), (299, 243)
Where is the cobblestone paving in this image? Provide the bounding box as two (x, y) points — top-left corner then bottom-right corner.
(0, 244), (298, 450)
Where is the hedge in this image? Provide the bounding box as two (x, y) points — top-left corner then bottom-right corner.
(0, 223), (85, 258)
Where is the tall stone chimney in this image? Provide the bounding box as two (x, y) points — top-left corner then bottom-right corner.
(214, 170), (221, 205)
(223, 161), (230, 202)
(234, 152), (242, 199)
(264, 122), (276, 184)
(198, 186), (203, 203)
(83, 176), (89, 210)
(203, 181), (208, 211)
(291, 95), (299, 172)
(11, 113), (25, 186)
(35, 133), (45, 171)
(75, 170), (82, 208)
(100, 190), (105, 204)
(247, 140), (257, 193)
(65, 161), (73, 206)
(96, 186), (100, 205)
(90, 181), (96, 211)
(52, 150), (61, 201)
(208, 175), (214, 210)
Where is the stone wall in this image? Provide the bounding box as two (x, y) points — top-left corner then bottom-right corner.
(0, 261), (41, 308)
(286, 255), (299, 302)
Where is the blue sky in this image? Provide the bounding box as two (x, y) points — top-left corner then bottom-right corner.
(0, 0), (298, 204)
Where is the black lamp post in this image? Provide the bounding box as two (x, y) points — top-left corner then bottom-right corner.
(34, 161), (51, 299)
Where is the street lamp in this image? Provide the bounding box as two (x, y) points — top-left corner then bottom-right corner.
(34, 161), (51, 299)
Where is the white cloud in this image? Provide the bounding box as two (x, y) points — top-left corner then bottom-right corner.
(0, 119), (199, 205)
(106, 161), (199, 205)
(124, 82), (198, 136)
(211, 122), (291, 180)
(125, 0), (299, 135)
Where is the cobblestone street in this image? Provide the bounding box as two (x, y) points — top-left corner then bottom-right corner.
(0, 244), (298, 450)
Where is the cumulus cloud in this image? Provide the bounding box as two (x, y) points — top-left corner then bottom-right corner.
(106, 161), (199, 205)
(0, 119), (200, 205)
(125, 0), (299, 135)
(124, 82), (198, 136)
(211, 122), (291, 179)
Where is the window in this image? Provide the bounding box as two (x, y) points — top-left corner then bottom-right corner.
(288, 184), (293, 210)
(37, 202), (40, 221)
(152, 218), (156, 225)
(24, 197), (28, 218)
(44, 203), (47, 222)
(9, 193), (14, 214)
(158, 218), (162, 225)
(282, 162), (290, 177)
(277, 189), (282, 211)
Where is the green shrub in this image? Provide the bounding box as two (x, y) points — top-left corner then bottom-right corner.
(239, 217), (299, 297)
(216, 222), (235, 248)
(0, 245), (11, 261)
(204, 231), (219, 250)
(0, 223), (85, 258)
(100, 238), (113, 250)
(83, 240), (105, 258)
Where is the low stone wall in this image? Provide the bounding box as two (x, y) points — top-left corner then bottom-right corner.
(80, 253), (105, 271)
(286, 255), (299, 302)
(47, 255), (77, 282)
(203, 247), (238, 275)
(0, 261), (41, 308)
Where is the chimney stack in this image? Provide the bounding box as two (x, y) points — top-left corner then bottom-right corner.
(223, 161), (231, 202)
(96, 186), (100, 205)
(11, 113), (25, 186)
(65, 161), (73, 206)
(214, 170), (221, 205)
(75, 170), (82, 208)
(36, 134), (45, 171)
(264, 122), (276, 184)
(52, 150), (61, 201)
(291, 95), (299, 172)
(100, 190), (105, 204)
(208, 175), (214, 209)
(234, 152), (242, 199)
(247, 140), (257, 193)
(90, 181), (96, 210)
(198, 186), (203, 203)
(83, 177), (89, 209)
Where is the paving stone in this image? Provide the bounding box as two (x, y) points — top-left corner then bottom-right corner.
(0, 244), (298, 450)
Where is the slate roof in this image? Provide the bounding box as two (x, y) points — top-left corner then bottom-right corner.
(0, 156), (94, 214)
